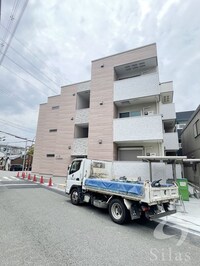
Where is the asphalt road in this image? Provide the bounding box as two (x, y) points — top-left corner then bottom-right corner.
(0, 179), (200, 265)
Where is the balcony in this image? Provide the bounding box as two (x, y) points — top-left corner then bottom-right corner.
(160, 81), (173, 93)
(71, 138), (88, 156)
(113, 115), (163, 143)
(164, 132), (179, 151)
(114, 72), (160, 102)
(160, 103), (176, 121)
(160, 82), (173, 104)
(75, 108), (89, 124)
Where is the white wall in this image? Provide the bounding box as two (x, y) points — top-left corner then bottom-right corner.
(164, 132), (179, 150)
(113, 115), (163, 142)
(113, 161), (181, 183)
(114, 72), (160, 102)
(160, 82), (173, 93)
(159, 103), (176, 120)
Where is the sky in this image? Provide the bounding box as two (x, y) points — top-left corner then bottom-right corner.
(0, 0), (199, 147)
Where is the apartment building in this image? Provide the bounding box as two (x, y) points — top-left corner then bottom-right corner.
(32, 43), (179, 177)
(176, 110), (194, 153)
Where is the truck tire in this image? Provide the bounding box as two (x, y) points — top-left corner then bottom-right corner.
(70, 188), (80, 205)
(109, 198), (130, 224)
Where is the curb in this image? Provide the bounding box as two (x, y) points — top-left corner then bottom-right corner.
(157, 218), (200, 237)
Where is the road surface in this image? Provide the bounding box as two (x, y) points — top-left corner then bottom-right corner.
(0, 172), (199, 265)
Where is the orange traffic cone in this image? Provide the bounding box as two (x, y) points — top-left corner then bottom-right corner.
(22, 172), (25, 179)
(48, 177), (52, 186)
(33, 175), (37, 182)
(16, 172), (19, 178)
(40, 176), (44, 184)
(28, 173), (31, 180)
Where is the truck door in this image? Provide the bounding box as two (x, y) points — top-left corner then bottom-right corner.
(66, 160), (83, 193)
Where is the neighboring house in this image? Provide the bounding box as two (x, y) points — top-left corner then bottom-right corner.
(0, 144), (25, 156)
(176, 110), (194, 153)
(181, 105), (200, 186)
(32, 43), (179, 177)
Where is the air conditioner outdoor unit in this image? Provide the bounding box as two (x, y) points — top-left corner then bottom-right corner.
(144, 111), (154, 115)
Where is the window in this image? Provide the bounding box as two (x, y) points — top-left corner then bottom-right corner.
(176, 123), (186, 130)
(119, 112), (129, 118)
(194, 120), (200, 138)
(52, 106), (59, 110)
(130, 111), (141, 117)
(69, 160), (82, 174)
(49, 129), (57, 132)
(46, 154), (55, 157)
(119, 111), (141, 118)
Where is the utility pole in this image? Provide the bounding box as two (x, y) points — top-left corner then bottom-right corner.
(22, 139), (28, 171)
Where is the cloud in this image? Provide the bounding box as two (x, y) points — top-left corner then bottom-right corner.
(0, 0), (199, 144)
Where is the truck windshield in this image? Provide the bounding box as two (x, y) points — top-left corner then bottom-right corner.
(69, 160), (81, 174)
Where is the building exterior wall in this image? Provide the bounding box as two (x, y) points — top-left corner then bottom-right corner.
(181, 106), (200, 186)
(32, 43), (178, 177)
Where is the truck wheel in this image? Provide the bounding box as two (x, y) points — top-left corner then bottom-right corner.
(70, 188), (80, 205)
(109, 198), (129, 224)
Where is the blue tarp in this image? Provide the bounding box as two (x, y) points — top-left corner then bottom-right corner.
(84, 178), (144, 196)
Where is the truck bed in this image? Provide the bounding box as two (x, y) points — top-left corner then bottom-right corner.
(85, 178), (144, 196)
(84, 178), (179, 204)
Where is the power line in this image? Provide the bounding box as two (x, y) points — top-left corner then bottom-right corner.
(0, 23), (72, 85)
(1, 0), (20, 44)
(0, 130), (34, 141)
(0, 37), (61, 87)
(0, 84), (38, 107)
(0, 118), (35, 133)
(0, 0), (29, 64)
(0, 50), (59, 94)
(0, 64), (48, 98)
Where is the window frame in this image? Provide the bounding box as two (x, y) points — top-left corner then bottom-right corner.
(194, 119), (200, 138)
(69, 160), (82, 175)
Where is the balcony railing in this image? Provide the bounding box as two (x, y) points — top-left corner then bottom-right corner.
(113, 115), (163, 142)
(164, 132), (179, 151)
(114, 72), (160, 102)
(160, 103), (176, 120)
(75, 108), (89, 124)
(71, 138), (88, 156)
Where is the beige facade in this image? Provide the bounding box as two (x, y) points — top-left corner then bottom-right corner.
(32, 43), (178, 177)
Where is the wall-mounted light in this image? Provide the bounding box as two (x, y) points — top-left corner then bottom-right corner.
(68, 146), (71, 150)
(71, 117), (74, 120)
(100, 101), (103, 105)
(98, 139), (102, 144)
(101, 64), (104, 68)
(73, 93), (75, 96)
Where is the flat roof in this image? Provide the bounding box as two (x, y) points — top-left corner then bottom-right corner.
(61, 80), (91, 88)
(92, 43), (156, 62)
